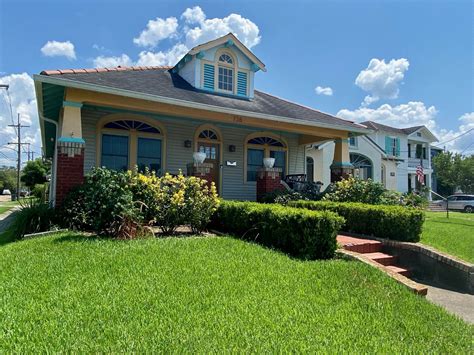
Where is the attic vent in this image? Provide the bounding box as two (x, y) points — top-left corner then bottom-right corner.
(203, 64), (215, 90)
(237, 71), (248, 96)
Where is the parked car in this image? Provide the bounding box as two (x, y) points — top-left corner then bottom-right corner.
(432, 194), (474, 213)
(2, 189), (11, 195)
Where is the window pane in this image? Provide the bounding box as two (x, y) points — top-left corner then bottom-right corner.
(101, 134), (129, 171)
(137, 137), (161, 174)
(270, 151), (286, 178)
(218, 67), (233, 92)
(247, 148), (264, 181)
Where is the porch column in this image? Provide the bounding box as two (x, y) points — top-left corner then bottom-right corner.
(55, 101), (85, 204)
(257, 167), (283, 201)
(330, 138), (353, 182)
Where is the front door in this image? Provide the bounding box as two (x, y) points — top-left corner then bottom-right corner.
(198, 142), (220, 190)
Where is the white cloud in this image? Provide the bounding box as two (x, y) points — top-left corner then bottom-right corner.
(184, 12), (261, 49)
(436, 112), (474, 155)
(136, 44), (189, 66)
(0, 73), (40, 166)
(355, 58), (409, 106)
(315, 86), (333, 96)
(94, 7), (261, 69)
(133, 17), (179, 48)
(40, 40), (76, 60)
(338, 101), (437, 130)
(92, 54), (133, 68)
(181, 6), (206, 24)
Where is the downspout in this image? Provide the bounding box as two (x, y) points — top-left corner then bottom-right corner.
(40, 114), (59, 206)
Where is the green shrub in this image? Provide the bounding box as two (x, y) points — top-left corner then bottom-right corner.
(288, 200), (425, 242)
(61, 168), (142, 238)
(211, 201), (344, 259)
(62, 168), (219, 237)
(9, 198), (56, 239)
(32, 183), (48, 201)
(323, 177), (387, 204)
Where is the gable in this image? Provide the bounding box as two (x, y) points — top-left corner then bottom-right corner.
(173, 33), (262, 99)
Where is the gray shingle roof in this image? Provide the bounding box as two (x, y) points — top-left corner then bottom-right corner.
(39, 67), (366, 131)
(361, 121), (424, 135)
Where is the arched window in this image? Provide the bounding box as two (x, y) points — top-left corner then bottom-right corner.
(245, 133), (287, 182)
(218, 54), (233, 64)
(350, 153), (373, 180)
(99, 117), (164, 174)
(217, 51), (234, 93)
(198, 129), (219, 140)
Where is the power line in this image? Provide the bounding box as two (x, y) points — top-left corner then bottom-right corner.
(460, 141), (474, 155)
(8, 113), (30, 199)
(433, 128), (474, 147)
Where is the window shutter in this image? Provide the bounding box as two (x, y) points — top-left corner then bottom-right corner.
(395, 138), (401, 156)
(385, 136), (391, 154)
(203, 64), (215, 90)
(237, 71), (248, 96)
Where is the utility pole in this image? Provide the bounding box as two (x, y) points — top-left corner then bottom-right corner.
(8, 113), (30, 200)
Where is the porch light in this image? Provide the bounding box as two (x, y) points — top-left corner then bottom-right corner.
(184, 140), (192, 148)
(228, 144), (236, 152)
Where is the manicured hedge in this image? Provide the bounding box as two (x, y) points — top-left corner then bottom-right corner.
(288, 201), (425, 242)
(211, 201), (344, 260)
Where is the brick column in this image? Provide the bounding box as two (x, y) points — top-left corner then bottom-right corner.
(256, 167), (283, 201)
(55, 140), (85, 205)
(187, 162), (214, 188)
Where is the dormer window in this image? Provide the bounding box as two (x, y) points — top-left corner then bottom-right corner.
(219, 54), (233, 64)
(217, 52), (234, 93)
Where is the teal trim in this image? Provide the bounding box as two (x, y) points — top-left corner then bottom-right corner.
(171, 67), (178, 73)
(330, 162), (354, 168)
(237, 71), (248, 96)
(224, 39), (234, 47)
(385, 136), (391, 154)
(58, 137), (85, 144)
(251, 63), (260, 72)
(184, 55), (192, 63)
(178, 62), (184, 69)
(334, 138), (350, 143)
(196, 51), (205, 59)
(203, 64), (215, 90)
(63, 100), (83, 108)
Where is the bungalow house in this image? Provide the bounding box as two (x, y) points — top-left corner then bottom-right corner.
(34, 33), (369, 204)
(306, 121), (439, 195)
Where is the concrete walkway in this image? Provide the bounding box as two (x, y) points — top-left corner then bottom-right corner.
(420, 283), (474, 324)
(0, 207), (19, 234)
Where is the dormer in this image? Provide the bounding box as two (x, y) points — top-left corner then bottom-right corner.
(171, 33), (266, 99)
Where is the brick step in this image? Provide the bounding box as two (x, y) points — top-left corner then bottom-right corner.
(364, 252), (398, 266)
(343, 242), (382, 254)
(386, 265), (411, 277)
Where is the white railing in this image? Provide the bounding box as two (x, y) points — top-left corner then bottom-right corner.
(408, 158), (430, 168)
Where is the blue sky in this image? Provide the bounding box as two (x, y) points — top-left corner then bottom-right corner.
(0, 0), (473, 164)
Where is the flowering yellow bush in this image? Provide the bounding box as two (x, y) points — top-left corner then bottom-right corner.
(130, 169), (219, 234)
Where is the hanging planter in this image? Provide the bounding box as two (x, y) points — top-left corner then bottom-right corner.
(263, 157), (275, 168)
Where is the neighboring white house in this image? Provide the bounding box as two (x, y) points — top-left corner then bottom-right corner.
(306, 121), (439, 194)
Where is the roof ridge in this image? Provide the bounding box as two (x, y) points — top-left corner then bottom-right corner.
(40, 65), (172, 76)
(255, 89), (367, 128)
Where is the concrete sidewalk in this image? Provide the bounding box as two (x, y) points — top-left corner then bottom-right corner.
(0, 207), (19, 234)
(420, 283), (474, 324)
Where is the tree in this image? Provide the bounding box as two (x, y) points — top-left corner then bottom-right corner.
(0, 167), (17, 192)
(433, 152), (474, 195)
(21, 159), (50, 189)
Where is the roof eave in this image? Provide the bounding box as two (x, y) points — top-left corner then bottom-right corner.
(33, 74), (369, 134)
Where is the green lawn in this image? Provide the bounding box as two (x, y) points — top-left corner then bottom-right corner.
(0, 233), (471, 352)
(0, 200), (19, 215)
(421, 211), (474, 263)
